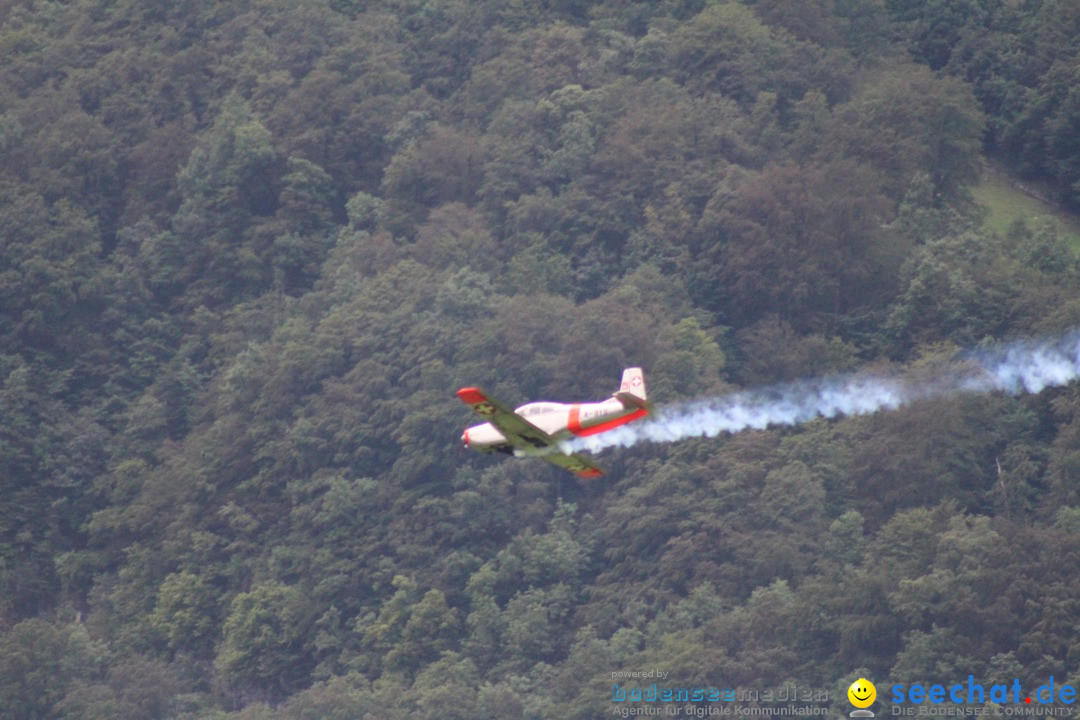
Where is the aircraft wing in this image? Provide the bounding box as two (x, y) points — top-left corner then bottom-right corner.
(540, 451), (604, 479)
(457, 386), (605, 478)
(456, 387), (558, 452)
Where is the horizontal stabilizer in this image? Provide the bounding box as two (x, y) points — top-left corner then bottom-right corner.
(615, 391), (649, 410)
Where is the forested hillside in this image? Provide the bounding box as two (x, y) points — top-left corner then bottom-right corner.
(3, 0), (1080, 718)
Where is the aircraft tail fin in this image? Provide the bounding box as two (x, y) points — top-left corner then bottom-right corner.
(614, 367), (650, 411)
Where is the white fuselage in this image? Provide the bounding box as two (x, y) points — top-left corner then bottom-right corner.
(464, 398), (645, 455)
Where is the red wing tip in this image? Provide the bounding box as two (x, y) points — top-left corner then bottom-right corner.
(575, 468), (604, 479)
(456, 387), (488, 405)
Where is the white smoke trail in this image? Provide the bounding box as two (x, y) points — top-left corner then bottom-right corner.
(561, 330), (1080, 454)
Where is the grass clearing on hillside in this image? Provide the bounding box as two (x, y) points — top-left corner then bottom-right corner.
(974, 167), (1080, 253)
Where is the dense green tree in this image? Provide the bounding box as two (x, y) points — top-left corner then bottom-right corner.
(383, 589), (461, 674)
(381, 123), (485, 235)
(148, 570), (221, 659)
(0, 186), (102, 352)
(668, 1), (850, 106)
(823, 64), (985, 204)
(217, 582), (318, 701)
(884, 231), (1019, 348)
(704, 161), (893, 325)
(0, 619), (102, 720)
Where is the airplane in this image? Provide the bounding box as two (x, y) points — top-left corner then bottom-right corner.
(457, 367), (651, 478)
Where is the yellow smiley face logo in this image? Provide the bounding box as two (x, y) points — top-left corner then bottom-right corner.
(848, 678), (876, 708)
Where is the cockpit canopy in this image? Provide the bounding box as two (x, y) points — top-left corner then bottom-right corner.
(516, 402), (563, 416)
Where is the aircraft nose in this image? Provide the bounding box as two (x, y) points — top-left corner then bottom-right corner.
(461, 429), (470, 448)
